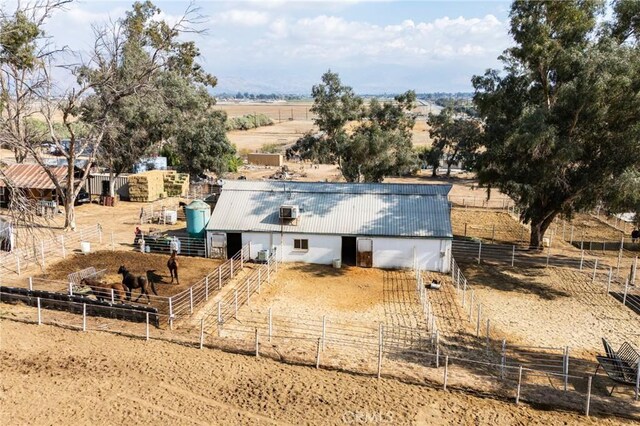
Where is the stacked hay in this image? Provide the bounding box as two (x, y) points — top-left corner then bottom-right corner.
(128, 170), (166, 202)
(163, 171), (189, 197)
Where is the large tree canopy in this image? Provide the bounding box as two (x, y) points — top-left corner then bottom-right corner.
(472, 0), (640, 248)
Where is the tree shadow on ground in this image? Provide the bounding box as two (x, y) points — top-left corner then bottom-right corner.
(456, 261), (570, 301)
(284, 262), (348, 277)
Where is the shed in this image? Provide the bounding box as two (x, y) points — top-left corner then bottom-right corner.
(205, 180), (453, 272)
(0, 164), (67, 208)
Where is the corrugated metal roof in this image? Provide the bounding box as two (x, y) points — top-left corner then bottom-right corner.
(207, 180), (452, 238)
(0, 164), (67, 189)
(221, 179), (452, 196)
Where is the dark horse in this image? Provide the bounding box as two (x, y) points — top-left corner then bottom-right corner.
(117, 265), (158, 303)
(167, 251), (179, 284)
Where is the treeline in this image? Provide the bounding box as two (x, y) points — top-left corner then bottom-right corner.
(226, 114), (273, 131)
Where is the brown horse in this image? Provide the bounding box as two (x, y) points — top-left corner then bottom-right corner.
(118, 265), (158, 303)
(80, 277), (126, 302)
(167, 251), (179, 284)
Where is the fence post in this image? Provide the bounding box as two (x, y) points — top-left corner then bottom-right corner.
(268, 307), (273, 342)
(585, 376), (592, 416)
(468, 290), (474, 321)
(111, 288), (115, 304)
(218, 267), (222, 290)
(436, 333), (440, 368)
(322, 315), (327, 351)
(511, 245), (515, 267)
(592, 259), (598, 283)
(241, 249), (244, 270)
(476, 304), (481, 337)
(15, 253), (21, 275)
(501, 339), (506, 379)
(98, 225), (103, 244)
(205, 277), (209, 301)
(61, 235), (66, 259)
(234, 289), (238, 319)
(169, 298), (173, 330)
(82, 303), (86, 331)
(37, 297), (41, 325)
(462, 279), (467, 307)
(68, 282), (73, 296)
(40, 240), (45, 270)
(217, 301), (222, 337)
(267, 255), (271, 283)
(579, 250), (584, 270)
(478, 241), (482, 265)
(563, 346), (569, 391)
(443, 356), (449, 391)
(607, 267), (612, 294)
(456, 269), (460, 293)
(255, 328), (259, 358)
(189, 287), (193, 314)
(146, 312), (150, 341)
(617, 237), (624, 277)
(486, 319), (490, 355)
(377, 323), (384, 379)
(199, 318), (204, 349)
(516, 366), (523, 404)
(316, 338), (322, 368)
(623, 278), (629, 306)
(28, 277), (33, 291)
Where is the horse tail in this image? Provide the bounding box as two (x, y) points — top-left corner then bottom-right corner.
(150, 278), (158, 296)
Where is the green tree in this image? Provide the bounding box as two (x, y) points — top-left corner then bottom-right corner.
(472, 0), (640, 248)
(428, 108), (481, 177)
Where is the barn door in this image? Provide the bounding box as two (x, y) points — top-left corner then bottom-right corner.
(356, 238), (373, 268)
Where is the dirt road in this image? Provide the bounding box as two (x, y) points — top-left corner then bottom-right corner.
(0, 319), (631, 425)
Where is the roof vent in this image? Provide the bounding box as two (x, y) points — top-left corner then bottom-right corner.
(279, 204), (299, 220)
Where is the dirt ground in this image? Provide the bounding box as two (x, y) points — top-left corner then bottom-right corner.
(37, 251), (222, 297)
(2, 318), (634, 426)
(457, 262), (640, 356)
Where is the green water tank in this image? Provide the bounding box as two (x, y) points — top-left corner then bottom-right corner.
(185, 200), (211, 237)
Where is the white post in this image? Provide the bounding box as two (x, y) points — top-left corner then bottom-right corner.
(516, 366), (523, 404)
(111, 288), (115, 304)
(592, 259), (598, 283)
(15, 253), (21, 275)
(61, 235), (66, 258)
(189, 287), (193, 314)
(322, 315), (327, 351)
(316, 338), (321, 369)
(146, 312), (150, 341)
(217, 301), (222, 337)
(478, 241), (482, 265)
(268, 307), (273, 342)
(40, 240), (45, 270)
(28, 277), (33, 291)
(82, 303), (86, 331)
(580, 250), (584, 270)
(199, 318), (204, 349)
(585, 376), (592, 416)
(169, 298), (173, 330)
(37, 297), (42, 325)
(255, 328), (259, 357)
(443, 356), (449, 391)
(205, 277), (209, 301)
(234, 289), (238, 319)
(546, 244), (550, 267)
(68, 282), (73, 296)
(377, 323), (383, 379)
(218, 267), (222, 290)
(511, 245), (515, 267)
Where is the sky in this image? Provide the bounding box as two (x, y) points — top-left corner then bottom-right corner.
(10, 0), (515, 94)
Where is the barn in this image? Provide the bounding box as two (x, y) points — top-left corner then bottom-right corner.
(0, 164), (67, 208)
(205, 180), (452, 272)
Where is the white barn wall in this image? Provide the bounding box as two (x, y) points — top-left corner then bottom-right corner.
(237, 231), (451, 272)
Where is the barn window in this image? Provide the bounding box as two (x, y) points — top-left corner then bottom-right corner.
(294, 239), (309, 250)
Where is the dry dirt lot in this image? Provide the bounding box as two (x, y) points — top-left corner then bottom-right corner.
(37, 251), (222, 297)
(1, 318), (633, 426)
(457, 262), (640, 356)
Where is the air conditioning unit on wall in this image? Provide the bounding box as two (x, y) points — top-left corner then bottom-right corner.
(279, 204), (299, 219)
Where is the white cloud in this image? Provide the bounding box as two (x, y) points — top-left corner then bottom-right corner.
(214, 9), (270, 27)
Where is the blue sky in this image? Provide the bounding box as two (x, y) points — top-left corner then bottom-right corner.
(31, 0), (514, 94)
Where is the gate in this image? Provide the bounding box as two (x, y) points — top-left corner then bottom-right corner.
(356, 238), (373, 268)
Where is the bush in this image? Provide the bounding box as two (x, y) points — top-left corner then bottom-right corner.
(226, 114), (274, 131)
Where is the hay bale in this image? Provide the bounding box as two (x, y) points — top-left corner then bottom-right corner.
(163, 171), (190, 197)
(128, 170), (166, 202)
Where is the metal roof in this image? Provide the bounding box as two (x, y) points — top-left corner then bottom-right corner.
(0, 164), (67, 190)
(207, 180), (452, 238)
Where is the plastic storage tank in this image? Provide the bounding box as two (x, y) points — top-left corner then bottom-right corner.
(185, 200), (211, 237)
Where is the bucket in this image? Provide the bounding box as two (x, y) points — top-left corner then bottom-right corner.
(80, 241), (91, 254)
(332, 258), (341, 269)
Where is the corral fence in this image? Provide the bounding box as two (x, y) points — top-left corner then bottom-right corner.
(140, 233), (207, 257)
(0, 224), (104, 277)
(449, 194), (515, 209)
(2, 291), (637, 420)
